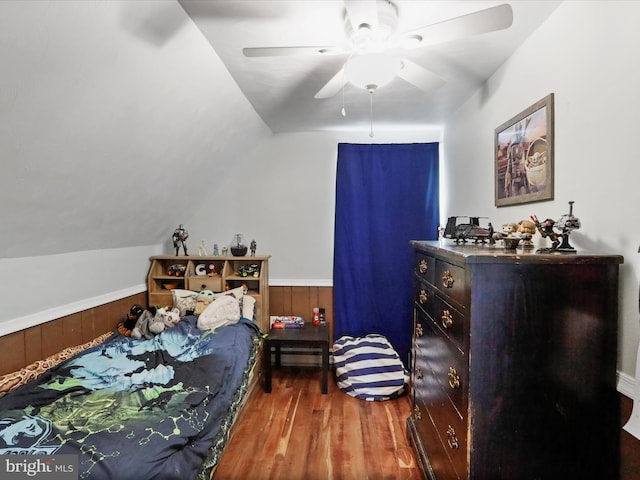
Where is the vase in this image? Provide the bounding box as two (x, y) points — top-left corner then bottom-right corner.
(230, 234), (248, 256)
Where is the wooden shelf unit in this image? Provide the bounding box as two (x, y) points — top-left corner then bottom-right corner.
(147, 255), (270, 331)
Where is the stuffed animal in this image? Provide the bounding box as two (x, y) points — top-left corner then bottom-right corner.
(158, 307), (181, 329)
(131, 307), (166, 340)
(195, 290), (215, 316)
(117, 304), (145, 337)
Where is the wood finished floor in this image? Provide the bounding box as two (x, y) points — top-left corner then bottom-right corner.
(213, 366), (640, 480)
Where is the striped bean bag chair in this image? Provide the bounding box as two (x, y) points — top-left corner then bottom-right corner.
(332, 333), (409, 401)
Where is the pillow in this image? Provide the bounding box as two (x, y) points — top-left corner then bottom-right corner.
(240, 294), (256, 321)
(213, 285), (246, 300)
(196, 295), (241, 331)
(172, 289), (198, 316)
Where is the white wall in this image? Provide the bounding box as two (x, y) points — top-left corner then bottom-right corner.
(443, 0), (640, 388)
(183, 128), (442, 284)
(0, 1), (270, 331)
(0, 245), (159, 335)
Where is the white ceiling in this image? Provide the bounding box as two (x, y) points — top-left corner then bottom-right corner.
(179, 0), (561, 133)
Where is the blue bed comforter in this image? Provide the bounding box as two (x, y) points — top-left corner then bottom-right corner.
(0, 316), (259, 480)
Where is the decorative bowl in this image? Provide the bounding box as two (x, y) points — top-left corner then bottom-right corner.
(231, 246), (248, 256)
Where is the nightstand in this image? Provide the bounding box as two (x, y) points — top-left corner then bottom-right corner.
(264, 325), (330, 394)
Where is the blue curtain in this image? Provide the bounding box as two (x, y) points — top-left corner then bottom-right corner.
(333, 143), (439, 366)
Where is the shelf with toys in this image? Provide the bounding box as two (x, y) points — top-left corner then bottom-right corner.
(147, 255), (270, 331)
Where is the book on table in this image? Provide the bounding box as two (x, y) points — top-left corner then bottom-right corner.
(270, 316), (304, 329)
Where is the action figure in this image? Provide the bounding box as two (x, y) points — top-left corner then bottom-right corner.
(250, 240), (257, 256)
(531, 201), (580, 253)
(531, 216), (560, 250)
(213, 244), (219, 256)
(172, 224), (189, 256)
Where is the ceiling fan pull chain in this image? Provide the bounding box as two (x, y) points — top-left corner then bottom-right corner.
(369, 87), (374, 137)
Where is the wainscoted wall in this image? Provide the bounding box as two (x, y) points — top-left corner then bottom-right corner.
(0, 286), (334, 376)
(269, 285), (334, 342)
(0, 292), (147, 376)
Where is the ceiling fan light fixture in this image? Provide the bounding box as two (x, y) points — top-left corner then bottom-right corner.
(346, 52), (402, 90)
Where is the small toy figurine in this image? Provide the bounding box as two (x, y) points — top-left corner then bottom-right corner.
(172, 224), (189, 256)
(531, 201), (581, 253)
(221, 245), (229, 256)
(250, 240), (257, 256)
(213, 244), (219, 256)
(198, 241), (207, 256)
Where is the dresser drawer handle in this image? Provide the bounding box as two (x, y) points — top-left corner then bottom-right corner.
(414, 405), (422, 421)
(418, 259), (428, 274)
(415, 323), (424, 337)
(441, 310), (453, 329)
(442, 271), (454, 288)
(448, 367), (461, 389)
(418, 289), (428, 304)
(446, 425), (459, 449)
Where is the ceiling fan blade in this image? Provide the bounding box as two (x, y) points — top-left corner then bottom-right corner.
(343, 0), (378, 32)
(404, 3), (513, 47)
(243, 46), (346, 57)
(314, 67), (347, 99)
(397, 59), (445, 92)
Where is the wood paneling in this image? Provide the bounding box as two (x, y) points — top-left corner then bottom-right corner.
(0, 287), (330, 376)
(269, 285), (334, 344)
(0, 291), (147, 376)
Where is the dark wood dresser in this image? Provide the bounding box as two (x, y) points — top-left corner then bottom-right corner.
(406, 241), (623, 480)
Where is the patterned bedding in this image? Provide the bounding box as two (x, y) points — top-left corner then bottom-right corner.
(0, 316), (260, 480)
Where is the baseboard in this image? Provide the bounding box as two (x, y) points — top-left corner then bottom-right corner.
(618, 370), (636, 400)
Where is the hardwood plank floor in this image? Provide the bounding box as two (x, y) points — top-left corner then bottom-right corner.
(213, 367), (421, 480)
(214, 366), (640, 480)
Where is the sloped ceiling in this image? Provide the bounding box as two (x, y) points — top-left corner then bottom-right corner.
(0, 1), (560, 260)
(179, 0), (561, 132)
(0, 0), (270, 259)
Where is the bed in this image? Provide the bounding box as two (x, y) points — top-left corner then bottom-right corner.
(0, 309), (262, 480)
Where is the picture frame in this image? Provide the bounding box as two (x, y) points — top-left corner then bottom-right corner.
(495, 93), (554, 207)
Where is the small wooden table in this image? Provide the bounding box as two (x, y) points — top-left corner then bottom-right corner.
(264, 325), (330, 394)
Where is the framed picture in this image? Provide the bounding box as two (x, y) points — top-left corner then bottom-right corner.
(495, 93), (554, 207)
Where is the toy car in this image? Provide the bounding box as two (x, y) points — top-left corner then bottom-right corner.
(238, 264), (260, 277)
(444, 216), (493, 244)
(166, 264), (186, 277)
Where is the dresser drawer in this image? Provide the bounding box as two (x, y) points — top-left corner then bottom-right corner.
(422, 318), (467, 419)
(415, 253), (435, 285)
(415, 401), (460, 480)
(432, 295), (466, 354)
(427, 398), (467, 480)
(190, 275), (223, 292)
(417, 357), (467, 480)
(414, 279), (434, 315)
(435, 259), (465, 306)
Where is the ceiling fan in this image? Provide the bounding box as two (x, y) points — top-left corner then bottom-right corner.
(242, 1), (514, 99)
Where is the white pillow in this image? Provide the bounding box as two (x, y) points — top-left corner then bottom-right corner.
(241, 295), (256, 320)
(172, 289), (198, 316)
(213, 285), (246, 300)
(197, 295), (241, 331)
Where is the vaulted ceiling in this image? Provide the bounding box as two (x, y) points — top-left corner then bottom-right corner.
(179, 0), (561, 132)
(0, 1), (560, 259)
